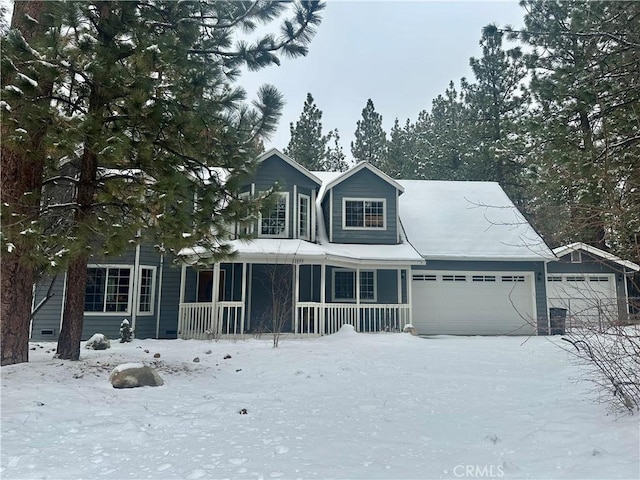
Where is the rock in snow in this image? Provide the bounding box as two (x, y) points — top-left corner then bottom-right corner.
(85, 333), (110, 350)
(109, 364), (164, 389)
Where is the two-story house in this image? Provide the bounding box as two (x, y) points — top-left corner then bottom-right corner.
(32, 148), (636, 341)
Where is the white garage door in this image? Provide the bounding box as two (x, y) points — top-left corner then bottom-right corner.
(411, 271), (536, 335)
(546, 274), (617, 328)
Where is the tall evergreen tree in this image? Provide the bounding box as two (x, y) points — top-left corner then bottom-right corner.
(1, 1), (59, 366)
(464, 25), (530, 207)
(415, 81), (472, 181)
(284, 93), (328, 170)
(0, 0), (325, 364)
(517, 0), (640, 258)
(385, 118), (418, 179)
(324, 129), (349, 172)
(351, 99), (387, 168)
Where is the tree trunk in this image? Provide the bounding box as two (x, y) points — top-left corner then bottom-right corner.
(56, 254), (88, 360)
(0, 1), (51, 366)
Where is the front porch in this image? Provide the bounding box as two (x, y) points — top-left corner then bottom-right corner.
(177, 260), (413, 339)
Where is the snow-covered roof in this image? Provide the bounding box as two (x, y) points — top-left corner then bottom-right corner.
(552, 242), (640, 272)
(314, 162), (403, 202)
(180, 238), (424, 266)
(257, 148), (322, 186)
(398, 180), (555, 261)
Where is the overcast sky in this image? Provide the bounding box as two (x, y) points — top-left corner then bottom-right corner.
(240, 1), (525, 159)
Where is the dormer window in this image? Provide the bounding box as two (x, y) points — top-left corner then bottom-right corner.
(343, 198), (386, 230)
(570, 250), (582, 263)
(259, 192), (289, 238)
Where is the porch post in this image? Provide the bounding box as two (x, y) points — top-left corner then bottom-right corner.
(397, 268), (403, 331)
(320, 262), (326, 335)
(407, 268), (413, 326)
(355, 266), (360, 332)
(293, 263), (300, 335)
(178, 263), (186, 338)
(240, 262), (247, 336)
(212, 262), (221, 335)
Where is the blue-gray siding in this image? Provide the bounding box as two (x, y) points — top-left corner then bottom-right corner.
(325, 169), (399, 244)
(243, 154), (320, 239)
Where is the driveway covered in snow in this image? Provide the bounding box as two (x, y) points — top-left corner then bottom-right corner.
(1, 330), (638, 479)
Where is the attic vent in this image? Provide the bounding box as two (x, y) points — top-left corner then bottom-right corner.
(413, 274), (436, 281)
(570, 251), (582, 263)
(472, 275), (496, 282)
(443, 275), (466, 282)
(501, 275), (525, 283)
(40, 329), (55, 336)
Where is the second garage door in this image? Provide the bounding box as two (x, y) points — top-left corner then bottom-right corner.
(411, 271), (537, 335)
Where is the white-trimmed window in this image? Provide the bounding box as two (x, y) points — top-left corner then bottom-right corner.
(137, 266), (156, 315)
(570, 251), (582, 263)
(298, 193), (311, 241)
(259, 192), (289, 238)
(85, 267), (133, 313)
(343, 198), (386, 230)
(332, 269), (376, 302)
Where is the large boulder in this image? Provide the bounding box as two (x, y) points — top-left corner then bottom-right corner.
(85, 333), (110, 350)
(109, 363), (164, 389)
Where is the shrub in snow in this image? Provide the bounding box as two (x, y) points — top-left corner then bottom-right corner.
(85, 333), (110, 350)
(109, 363), (164, 389)
(336, 324), (357, 336)
(119, 319), (134, 343)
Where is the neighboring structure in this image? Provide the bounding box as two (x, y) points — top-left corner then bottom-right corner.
(546, 242), (640, 330)
(31, 149), (634, 341)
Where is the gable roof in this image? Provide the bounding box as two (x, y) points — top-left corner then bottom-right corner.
(256, 148), (322, 186)
(316, 162), (404, 202)
(553, 242), (640, 271)
(398, 180), (555, 261)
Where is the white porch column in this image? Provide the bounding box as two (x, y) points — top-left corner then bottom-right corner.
(240, 262), (247, 336)
(179, 264), (187, 305)
(320, 263), (326, 335)
(178, 263), (187, 338)
(355, 266), (360, 332)
(407, 268), (413, 326)
(211, 262), (221, 335)
(294, 263), (300, 335)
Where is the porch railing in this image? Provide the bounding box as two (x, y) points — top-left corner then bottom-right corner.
(178, 301), (244, 340)
(296, 303), (411, 335)
(180, 302), (411, 338)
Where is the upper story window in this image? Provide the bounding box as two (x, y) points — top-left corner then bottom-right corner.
(298, 193), (311, 241)
(570, 251), (582, 263)
(259, 192), (289, 238)
(343, 198), (386, 230)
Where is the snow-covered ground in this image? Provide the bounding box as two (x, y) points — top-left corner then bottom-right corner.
(1, 329), (638, 480)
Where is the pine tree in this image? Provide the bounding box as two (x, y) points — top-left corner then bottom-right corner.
(351, 99), (387, 168)
(464, 25), (530, 207)
(517, 0), (640, 258)
(284, 93), (329, 170)
(1, 1), (59, 366)
(324, 129), (349, 172)
(385, 118), (418, 179)
(1, 0), (325, 364)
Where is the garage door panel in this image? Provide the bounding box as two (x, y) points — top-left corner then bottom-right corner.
(546, 274), (617, 327)
(412, 272), (536, 335)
